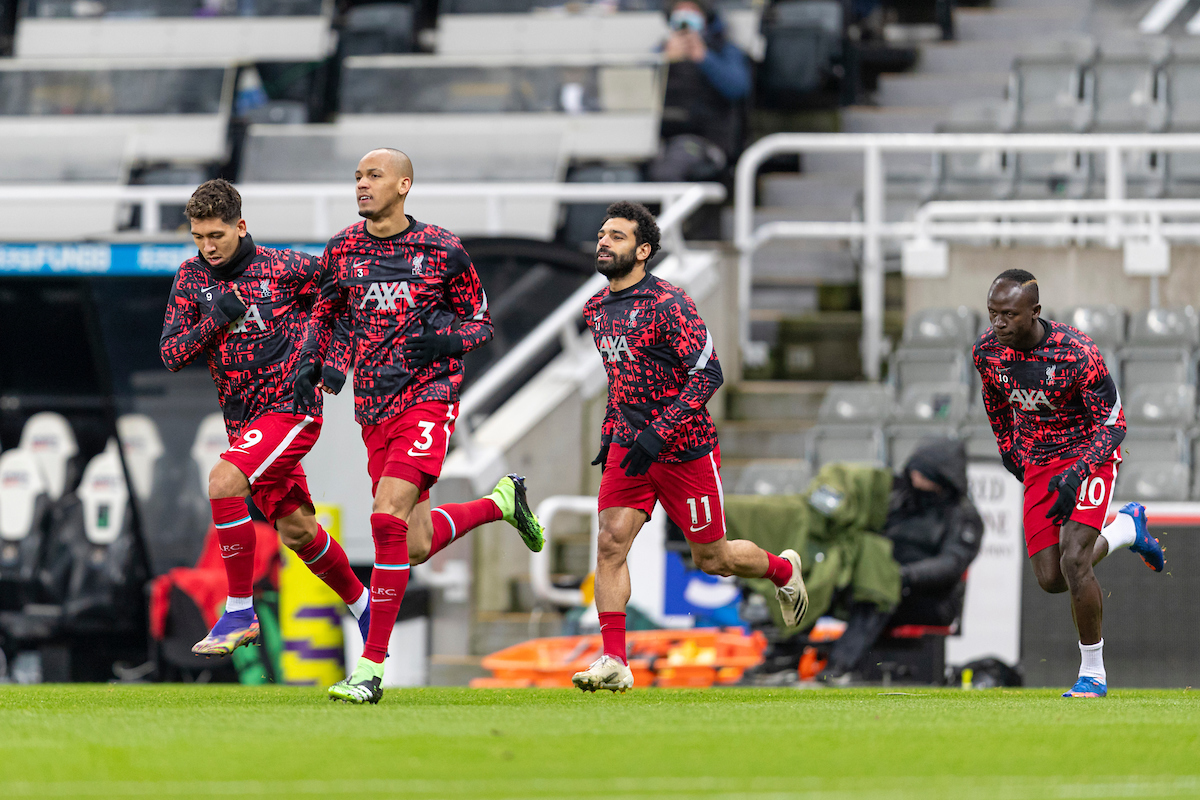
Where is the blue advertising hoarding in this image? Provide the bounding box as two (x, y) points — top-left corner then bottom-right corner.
(0, 243), (326, 276)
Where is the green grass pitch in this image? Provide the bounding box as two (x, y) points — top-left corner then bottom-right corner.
(0, 686), (1196, 799)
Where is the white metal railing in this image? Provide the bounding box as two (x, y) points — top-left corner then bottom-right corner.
(0, 180), (724, 240)
(454, 182), (724, 440)
(734, 133), (1200, 380)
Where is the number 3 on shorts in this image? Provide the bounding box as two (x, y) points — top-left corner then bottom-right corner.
(410, 421), (436, 454)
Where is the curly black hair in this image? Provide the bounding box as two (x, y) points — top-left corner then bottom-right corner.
(604, 201), (661, 260)
(185, 179), (242, 224)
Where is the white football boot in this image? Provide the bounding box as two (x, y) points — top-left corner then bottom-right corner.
(776, 549), (809, 628)
(572, 655), (634, 693)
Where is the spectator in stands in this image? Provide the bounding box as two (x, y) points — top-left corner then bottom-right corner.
(648, 0), (751, 182)
(817, 439), (984, 685)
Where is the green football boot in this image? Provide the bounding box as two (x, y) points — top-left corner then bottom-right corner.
(328, 657), (384, 705)
(489, 474), (545, 553)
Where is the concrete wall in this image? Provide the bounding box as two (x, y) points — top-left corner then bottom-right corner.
(905, 245), (1200, 318)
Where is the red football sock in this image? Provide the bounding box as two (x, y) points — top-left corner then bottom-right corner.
(428, 498), (503, 558)
(598, 611), (627, 665)
(763, 552), (794, 588)
(211, 497), (256, 598)
(364, 513), (409, 664)
(295, 525), (365, 606)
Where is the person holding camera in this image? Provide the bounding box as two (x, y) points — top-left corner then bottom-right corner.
(649, 0), (751, 182)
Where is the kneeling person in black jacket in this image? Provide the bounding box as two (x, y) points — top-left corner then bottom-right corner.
(819, 439), (983, 684)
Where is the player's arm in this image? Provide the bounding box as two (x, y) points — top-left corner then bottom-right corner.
(295, 251), (351, 407)
(296, 251), (353, 394)
(973, 345), (1021, 480)
(644, 294), (724, 453)
(159, 267), (246, 371)
(1065, 348), (1126, 484)
(403, 242), (494, 366)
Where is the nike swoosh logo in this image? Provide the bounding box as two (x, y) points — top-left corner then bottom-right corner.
(406, 449), (431, 458)
(690, 523), (712, 533)
(351, 260), (372, 269)
(201, 284), (218, 293)
(221, 553), (237, 559)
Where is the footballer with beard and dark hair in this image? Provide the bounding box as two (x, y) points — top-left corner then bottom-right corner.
(573, 201), (809, 693)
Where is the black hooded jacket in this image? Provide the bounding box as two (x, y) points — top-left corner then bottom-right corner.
(885, 439), (984, 591)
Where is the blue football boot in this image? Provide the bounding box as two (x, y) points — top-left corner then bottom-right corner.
(1118, 502), (1164, 572)
(1063, 676), (1107, 698)
(191, 607), (259, 657)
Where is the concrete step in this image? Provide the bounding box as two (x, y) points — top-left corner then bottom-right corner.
(720, 457), (814, 496)
(954, 7), (1088, 41)
(841, 106), (945, 134)
(727, 380), (830, 421)
(749, 241), (859, 284)
(876, 72), (1008, 108)
(752, 285), (820, 314)
(918, 41), (1018, 74)
(760, 174), (861, 209)
(717, 419), (814, 460)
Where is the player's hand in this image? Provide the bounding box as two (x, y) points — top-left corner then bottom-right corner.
(320, 365), (346, 395)
(292, 353), (321, 414)
(591, 441), (610, 472)
(1046, 471), (1082, 525)
(403, 332), (463, 368)
(619, 429), (665, 477)
(213, 288), (248, 322)
(1001, 451), (1025, 483)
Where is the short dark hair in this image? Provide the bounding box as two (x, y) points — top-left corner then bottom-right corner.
(993, 268), (1039, 303)
(603, 201), (661, 260)
(186, 179), (242, 224)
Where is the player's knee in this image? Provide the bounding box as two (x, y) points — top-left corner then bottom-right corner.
(596, 528), (627, 566)
(208, 461), (248, 500)
(1036, 571), (1068, 593)
(1059, 546), (1092, 581)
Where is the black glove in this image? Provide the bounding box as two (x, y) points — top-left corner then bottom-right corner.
(591, 440), (611, 472)
(292, 353), (321, 414)
(1001, 451), (1025, 483)
(213, 290), (247, 323)
(1046, 471), (1082, 526)
(321, 365), (346, 395)
(403, 332), (463, 368)
(619, 429), (665, 478)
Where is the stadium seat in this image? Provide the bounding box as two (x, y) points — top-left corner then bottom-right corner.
(1090, 47), (1169, 133)
(62, 440), (148, 633)
(1120, 427), (1189, 466)
(891, 382), (971, 425)
(1059, 305), (1127, 349)
(757, 0), (844, 109)
(900, 307), (979, 350)
(17, 412), (79, 502)
(0, 448), (51, 611)
(1117, 461), (1189, 501)
(933, 101), (1016, 200)
(1008, 38), (1096, 132)
(116, 414), (165, 503)
(888, 348), (969, 392)
(1126, 306), (1200, 347)
(885, 426), (959, 471)
(1123, 382), (1195, 427)
(730, 460), (813, 496)
(340, 3), (416, 57)
(816, 383), (893, 425)
(960, 422), (1002, 461)
(1116, 347), (1192, 389)
(806, 425), (885, 469)
(191, 414), (230, 497)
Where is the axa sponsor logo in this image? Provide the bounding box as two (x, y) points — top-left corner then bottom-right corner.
(360, 281), (416, 311)
(598, 334), (633, 363)
(1008, 387), (1057, 411)
(229, 304), (266, 333)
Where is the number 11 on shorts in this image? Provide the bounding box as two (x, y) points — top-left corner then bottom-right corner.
(686, 496), (712, 526)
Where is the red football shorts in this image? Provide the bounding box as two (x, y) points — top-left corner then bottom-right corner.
(361, 401), (458, 500)
(598, 444), (725, 544)
(1022, 448), (1122, 557)
(220, 412), (321, 524)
